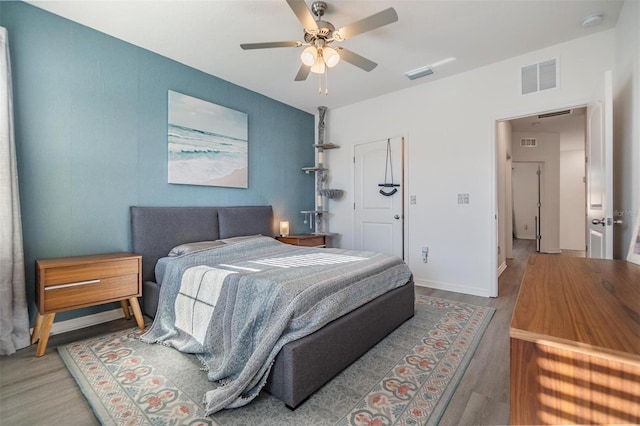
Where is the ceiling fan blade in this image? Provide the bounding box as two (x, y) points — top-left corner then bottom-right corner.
(240, 41), (301, 50)
(336, 7), (398, 40)
(295, 64), (311, 81)
(337, 48), (377, 72)
(286, 0), (318, 31)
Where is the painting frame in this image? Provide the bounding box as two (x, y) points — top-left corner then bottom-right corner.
(627, 209), (640, 266)
(167, 90), (248, 188)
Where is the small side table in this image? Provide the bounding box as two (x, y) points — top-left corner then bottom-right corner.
(32, 252), (144, 357)
(276, 234), (326, 247)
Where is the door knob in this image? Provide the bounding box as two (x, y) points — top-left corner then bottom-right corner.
(591, 218), (605, 226)
(394, 215), (400, 220)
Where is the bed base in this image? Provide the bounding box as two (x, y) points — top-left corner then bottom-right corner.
(266, 280), (414, 409)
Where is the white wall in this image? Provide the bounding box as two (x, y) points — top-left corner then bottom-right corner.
(559, 118), (586, 251)
(560, 149), (586, 250)
(325, 30), (615, 297)
(614, 0), (640, 258)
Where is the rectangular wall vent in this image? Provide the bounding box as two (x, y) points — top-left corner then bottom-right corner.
(538, 109), (571, 119)
(520, 138), (537, 147)
(521, 58), (558, 95)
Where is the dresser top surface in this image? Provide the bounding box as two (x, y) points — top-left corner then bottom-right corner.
(510, 254), (640, 360)
(36, 252), (140, 267)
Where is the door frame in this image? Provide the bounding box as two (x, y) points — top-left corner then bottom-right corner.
(351, 135), (407, 260)
(492, 98), (591, 297)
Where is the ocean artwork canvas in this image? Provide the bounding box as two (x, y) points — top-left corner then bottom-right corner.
(168, 91), (248, 188)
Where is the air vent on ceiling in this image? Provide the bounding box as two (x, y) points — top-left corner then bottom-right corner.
(404, 65), (434, 80)
(520, 138), (537, 147)
(521, 58), (558, 95)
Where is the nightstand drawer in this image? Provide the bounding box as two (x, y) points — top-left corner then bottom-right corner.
(294, 236), (325, 246)
(41, 258), (139, 287)
(43, 273), (139, 312)
(277, 234), (326, 247)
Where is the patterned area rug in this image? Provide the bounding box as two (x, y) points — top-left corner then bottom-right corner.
(59, 295), (494, 425)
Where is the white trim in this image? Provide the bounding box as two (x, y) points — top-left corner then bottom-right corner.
(497, 261), (507, 277)
(30, 307), (129, 337)
(414, 278), (493, 298)
(542, 248), (562, 254)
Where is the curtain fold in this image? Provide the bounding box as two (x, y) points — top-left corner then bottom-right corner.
(0, 26), (30, 355)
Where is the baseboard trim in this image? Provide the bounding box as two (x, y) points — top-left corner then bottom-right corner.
(498, 261), (507, 277)
(542, 248), (562, 254)
(30, 307), (128, 337)
(414, 279), (492, 298)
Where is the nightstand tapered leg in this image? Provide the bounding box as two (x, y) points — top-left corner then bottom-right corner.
(120, 300), (131, 319)
(35, 313), (55, 357)
(128, 297), (145, 330)
(31, 312), (44, 344)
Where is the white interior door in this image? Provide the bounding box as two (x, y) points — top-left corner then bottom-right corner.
(586, 71), (613, 259)
(354, 137), (404, 258)
(512, 162), (542, 241)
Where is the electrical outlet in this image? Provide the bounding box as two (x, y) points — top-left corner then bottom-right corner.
(421, 246), (429, 263)
(410, 195), (417, 205)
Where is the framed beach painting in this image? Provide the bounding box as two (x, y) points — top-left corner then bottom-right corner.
(627, 210), (640, 266)
(168, 91), (248, 188)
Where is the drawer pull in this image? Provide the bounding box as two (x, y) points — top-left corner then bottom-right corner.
(45, 279), (101, 290)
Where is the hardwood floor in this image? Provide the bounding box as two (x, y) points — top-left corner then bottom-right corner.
(0, 240), (536, 425)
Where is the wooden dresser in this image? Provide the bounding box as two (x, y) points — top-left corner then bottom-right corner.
(32, 252), (145, 357)
(510, 254), (640, 424)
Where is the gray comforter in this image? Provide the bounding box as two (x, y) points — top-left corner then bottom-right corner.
(140, 236), (412, 414)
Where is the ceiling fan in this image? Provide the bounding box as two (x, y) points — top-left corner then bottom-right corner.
(240, 0), (398, 85)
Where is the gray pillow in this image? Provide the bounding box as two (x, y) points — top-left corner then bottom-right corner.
(168, 240), (226, 256)
(218, 234), (263, 244)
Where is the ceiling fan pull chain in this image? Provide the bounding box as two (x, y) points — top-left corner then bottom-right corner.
(325, 67), (329, 95)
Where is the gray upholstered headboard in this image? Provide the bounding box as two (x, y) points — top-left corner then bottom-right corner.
(130, 206), (274, 283)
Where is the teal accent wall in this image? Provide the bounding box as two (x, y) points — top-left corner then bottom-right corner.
(0, 3), (315, 324)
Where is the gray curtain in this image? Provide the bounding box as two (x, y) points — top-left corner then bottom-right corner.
(0, 26), (30, 355)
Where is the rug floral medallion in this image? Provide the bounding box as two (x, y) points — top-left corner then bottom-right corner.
(59, 295), (494, 426)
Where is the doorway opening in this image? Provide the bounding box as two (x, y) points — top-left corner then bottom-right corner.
(496, 106), (587, 279)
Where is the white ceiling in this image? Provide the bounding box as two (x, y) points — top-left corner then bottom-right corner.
(28, 1), (623, 114)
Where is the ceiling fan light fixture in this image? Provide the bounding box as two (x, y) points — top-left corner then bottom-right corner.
(310, 55), (326, 74)
(323, 47), (340, 68)
(301, 46), (318, 66)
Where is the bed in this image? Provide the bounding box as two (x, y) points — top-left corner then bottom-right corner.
(130, 205), (415, 412)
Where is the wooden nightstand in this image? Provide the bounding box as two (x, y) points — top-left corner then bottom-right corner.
(31, 252), (144, 357)
(276, 234), (326, 247)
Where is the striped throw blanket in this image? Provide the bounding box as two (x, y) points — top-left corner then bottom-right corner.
(140, 236), (412, 415)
